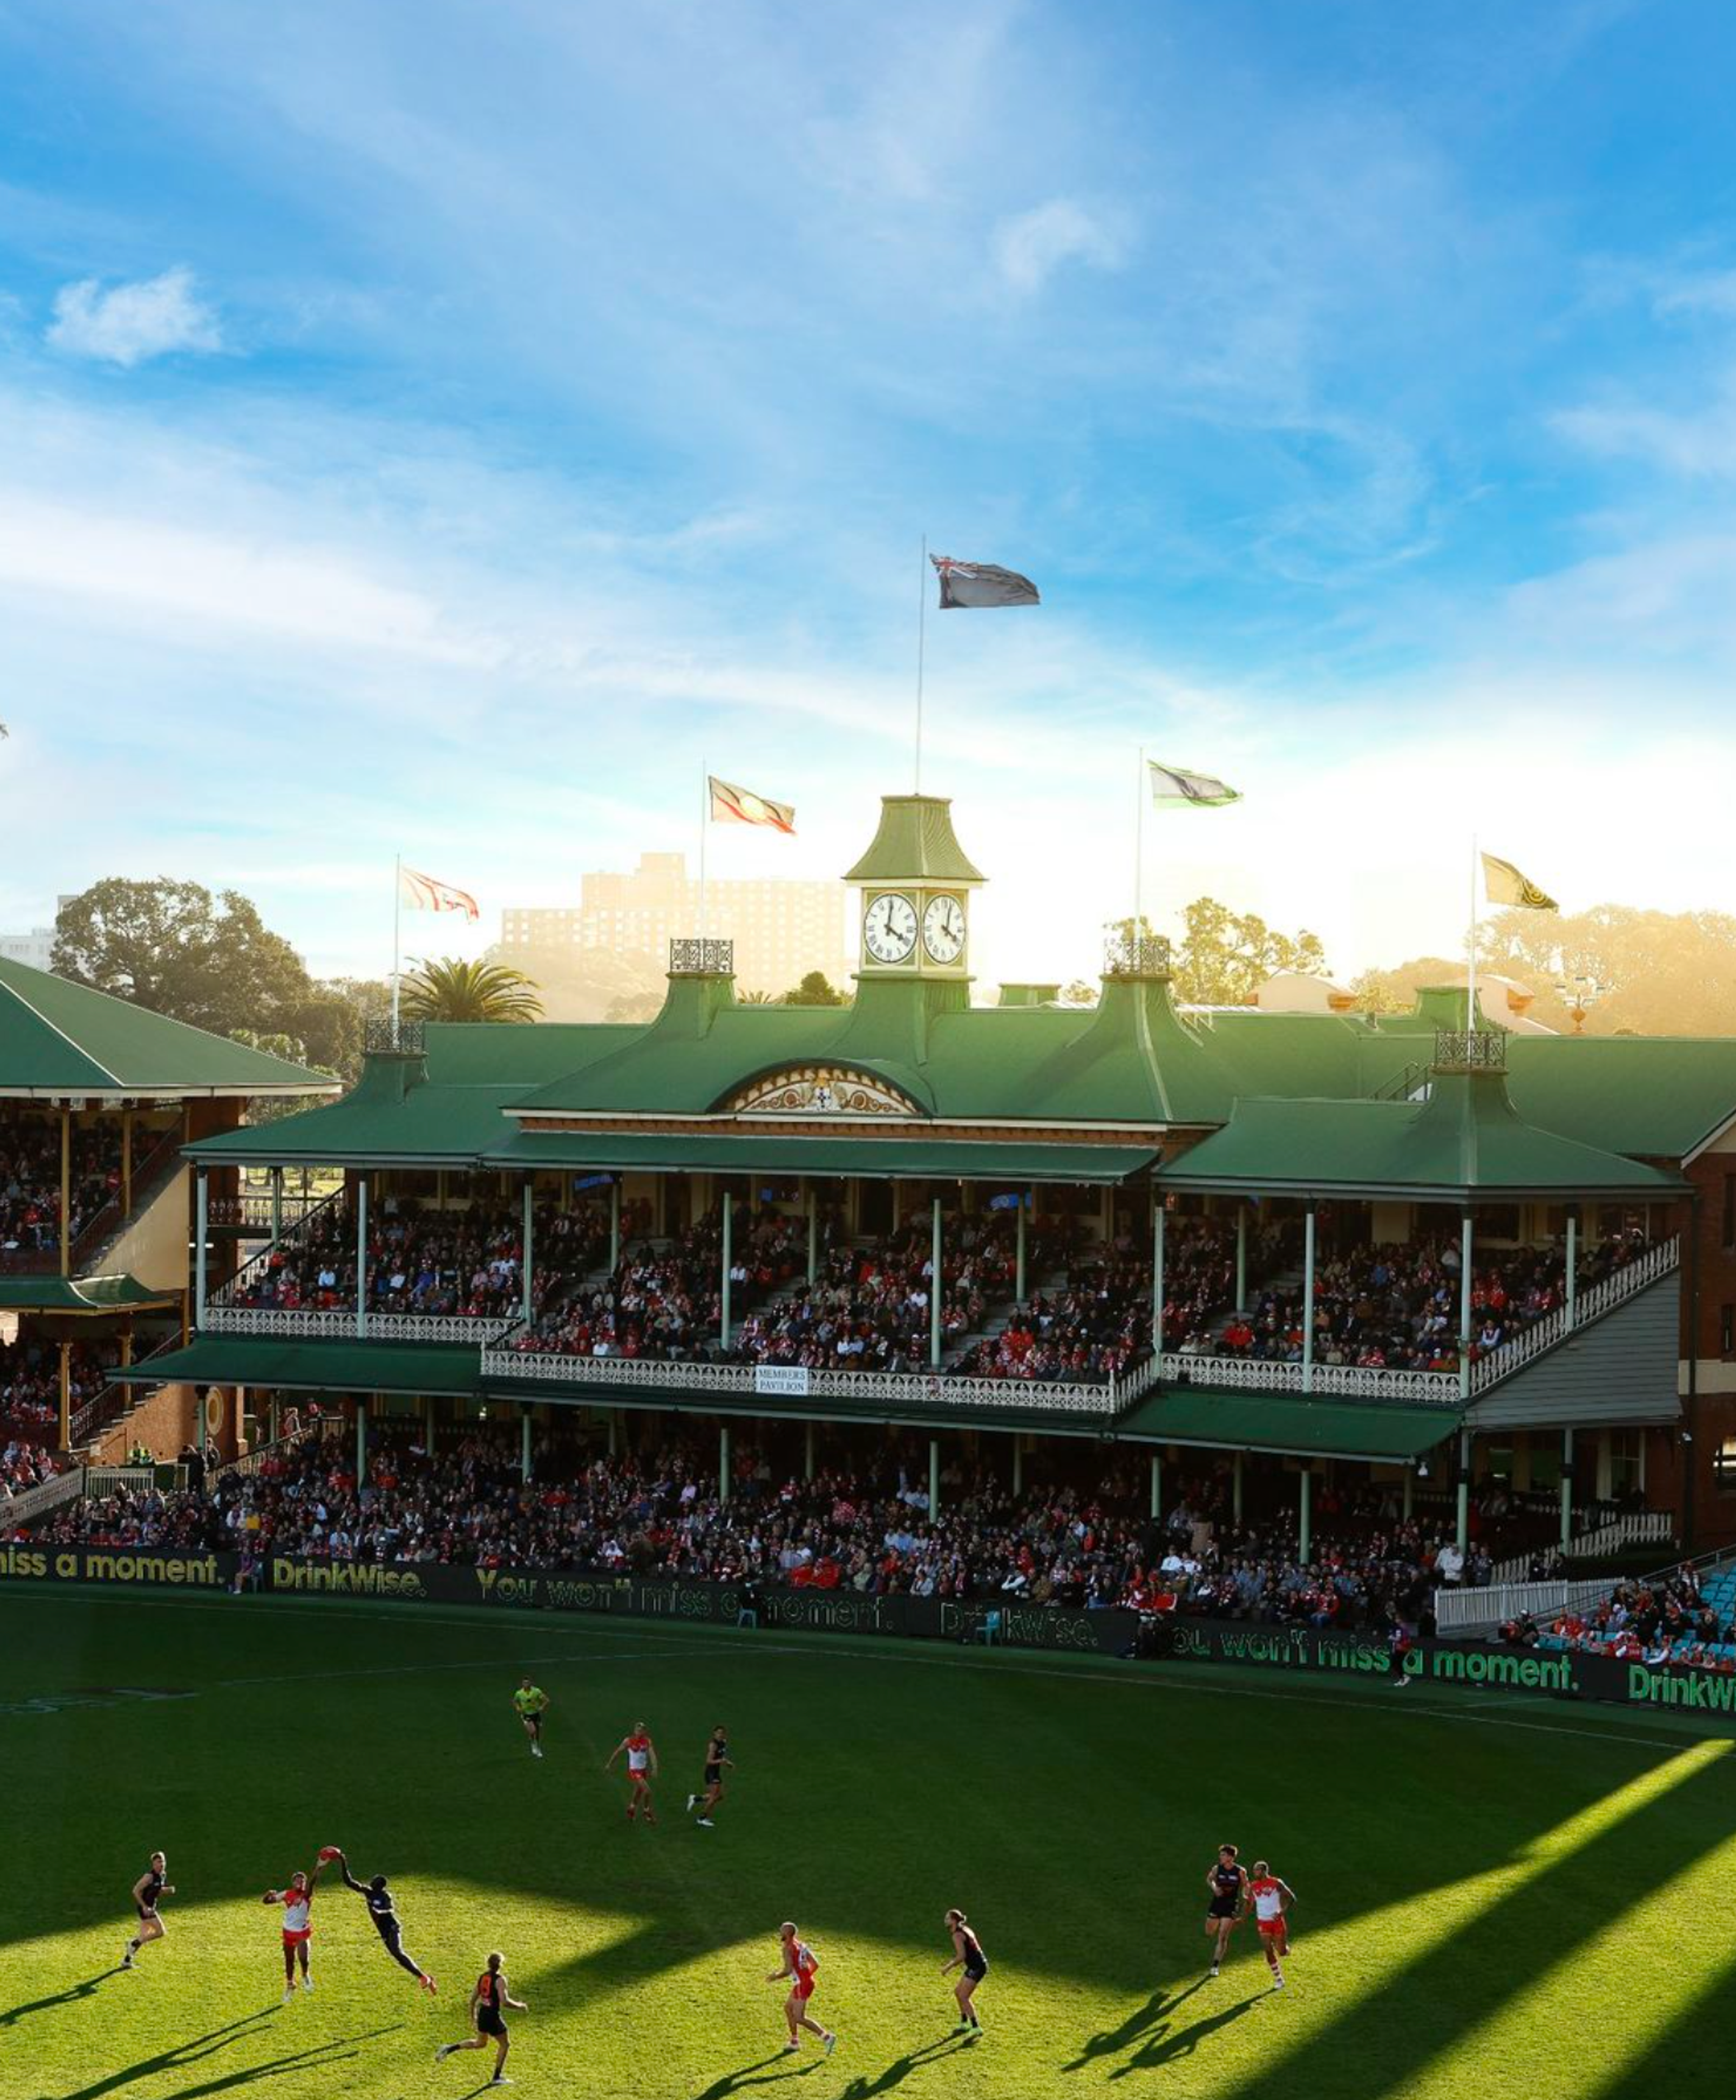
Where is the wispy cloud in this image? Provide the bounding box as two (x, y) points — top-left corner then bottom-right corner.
(47, 266), (221, 367)
(993, 198), (1127, 295)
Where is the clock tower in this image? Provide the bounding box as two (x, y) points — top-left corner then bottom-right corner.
(845, 793), (985, 988)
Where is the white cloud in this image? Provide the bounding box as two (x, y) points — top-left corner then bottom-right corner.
(47, 265), (221, 367)
(993, 198), (1126, 296)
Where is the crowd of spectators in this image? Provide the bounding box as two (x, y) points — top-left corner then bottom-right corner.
(0, 1337), (121, 1442)
(1499, 1561), (1736, 1670)
(514, 1208), (771, 1362)
(0, 1116), (128, 1262)
(27, 1426), (1471, 1635)
(1212, 1230), (1651, 1375)
(234, 1196), (618, 1321)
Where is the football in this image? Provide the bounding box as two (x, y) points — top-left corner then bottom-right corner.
(316, 1846), (343, 1862)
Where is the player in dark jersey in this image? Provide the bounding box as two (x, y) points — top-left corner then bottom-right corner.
(1204, 1843), (1247, 1977)
(941, 1909), (988, 2035)
(330, 1848), (436, 1993)
(686, 1725), (733, 1827)
(122, 1851), (173, 1969)
(436, 1950), (526, 2086)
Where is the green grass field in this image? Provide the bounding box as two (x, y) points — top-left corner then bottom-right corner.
(5, 1588), (1736, 2100)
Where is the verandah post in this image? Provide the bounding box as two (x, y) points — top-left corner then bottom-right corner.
(929, 1436), (940, 1516)
(930, 1196), (943, 1369)
(1302, 1205), (1316, 1395)
(720, 1186), (733, 1348)
(1299, 1465), (1312, 1563)
(521, 1178), (534, 1328)
(1458, 1209), (1474, 1402)
(1152, 1199), (1166, 1359)
(1565, 1211), (1578, 1329)
(355, 1174), (368, 1340)
(1236, 1203), (1247, 1311)
(194, 1168), (209, 1325)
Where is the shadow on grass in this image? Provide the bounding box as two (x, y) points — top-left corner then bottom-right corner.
(1108, 1992), (1263, 2076)
(835, 2033), (972, 2096)
(1064, 1978), (1208, 2070)
(41, 2018), (402, 2100)
(693, 2051), (822, 2096)
(1, 1969), (119, 2027)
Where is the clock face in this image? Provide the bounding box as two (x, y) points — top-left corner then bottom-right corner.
(922, 894), (966, 964)
(863, 892), (917, 964)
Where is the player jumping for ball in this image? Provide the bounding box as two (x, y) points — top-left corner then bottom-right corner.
(605, 1720), (659, 1822)
(513, 1678), (549, 1759)
(436, 1950), (526, 2086)
(767, 1921), (836, 2057)
(122, 1851), (173, 1970)
(686, 1724), (733, 1827)
(329, 1847), (437, 1993)
(1246, 1861), (1297, 1990)
(264, 1859), (327, 2002)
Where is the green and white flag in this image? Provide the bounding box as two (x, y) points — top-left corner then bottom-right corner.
(1148, 761), (1241, 808)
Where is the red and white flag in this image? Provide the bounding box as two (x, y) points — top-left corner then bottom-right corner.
(399, 865), (480, 920)
(708, 776), (796, 833)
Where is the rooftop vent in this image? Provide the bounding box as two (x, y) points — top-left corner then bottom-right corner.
(1103, 931), (1173, 980)
(668, 937), (735, 977)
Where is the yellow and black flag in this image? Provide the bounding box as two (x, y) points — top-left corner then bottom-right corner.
(1481, 852), (1557, 911)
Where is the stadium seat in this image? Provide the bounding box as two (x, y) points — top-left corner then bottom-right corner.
(974, 1610), (1003, 1646)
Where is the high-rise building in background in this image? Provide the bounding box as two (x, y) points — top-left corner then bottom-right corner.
(0, 898), (73, 973)
(501, 852), (848, 996)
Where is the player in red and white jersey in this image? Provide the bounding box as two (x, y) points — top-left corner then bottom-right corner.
(766, 1921), (836, 2057)
(264, 1860), (327, 2002)
(605, 1721), (659, 1824)
(1246, 1861), (1297, 1991)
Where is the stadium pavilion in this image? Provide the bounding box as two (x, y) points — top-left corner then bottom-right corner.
(10, 795), (1736, 1561)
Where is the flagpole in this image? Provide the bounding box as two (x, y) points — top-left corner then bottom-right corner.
(391, 852), (402, 1048)
(1467, 834), (1478, 1033)
(1134, 745), (1145, 942)
(698, 758), (709, 942)
(915, 534), (927, 795)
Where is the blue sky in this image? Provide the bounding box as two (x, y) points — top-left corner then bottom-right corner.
(1, 0), (1734, 986)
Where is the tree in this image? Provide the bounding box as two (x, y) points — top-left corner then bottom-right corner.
(55, 879), (313, 1040)
(484, 939), (662, 1024)
(280, 976), (392, 1081)
(605, 990), (664, 1022)
(1479, 904), (1736, 1036)
(1349, 955), (1463, 1016)
(400, 955), (544, 1023)
(1102, 902), (1327, 1007)
(781, 970), (850, 1007)
(737, 989), (778, 1005)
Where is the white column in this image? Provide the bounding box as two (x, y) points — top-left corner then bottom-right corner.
(807, 1181), (818, 1285)
(719, 1421), (731, 1504)
(521, 1178), (534, 1328)
(1402, 1467), (1413, 1521)
(1152, 1201), (1166, 1358)
(1560, 1427), (1573, 1550)
(1149, 1451), (1161, 1519)
(929, 1436), (940, 1516)
(930, 1197), (943, 1368)
(1456, 1430), (1471, 1555)
(1236, 1205), (1247, 1310)
(1565, 1211), (1578, 1329)
(804, 1419), (815, 1480)
(355, 1397), (367, 1482)
(1302, 1205), (1316, 1395)
(1299, 1466), (1312, 1563)
(609, 1179), (622, 1271)
(1015, 1192), (1028, 1302)
(720, 1190), (733, 1348)
(1232, 1447), (1244, 1525)
(270, 1165), (283, 1246)
(355, 1175), (368, 1340)
(1458, 1210), (1474, 1401)
(194, 1169), (209, 1325)
(607, 1409), (618, 1457)
(1012, 1433), (1024, 1495)
(520, 1405), (532, 1481)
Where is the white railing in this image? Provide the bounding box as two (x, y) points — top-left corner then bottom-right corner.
(1434, 1579), (1616, 1634)
(0, 1465), (85, 1526)
(1564, 1510), (1677, 1561)
(1157, 1353), (1461, 1406)
(208, 1193), (327, 1231)
(203, 1307), (514, 1347)
(84, 1465), (168, 1499)
(481, 1344), (1123, 1416)
(1468, 1238), (1679, 1395)
(217, 1429), (312, 1481)
(211, 1186), (347, 1307)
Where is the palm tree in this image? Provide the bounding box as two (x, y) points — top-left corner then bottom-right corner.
(738, 989), (778, 1005)
(400, 956), (544, 1024)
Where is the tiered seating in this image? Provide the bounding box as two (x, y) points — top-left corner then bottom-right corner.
(0, 1338), (119, 1441)
(0, 1115), (126, 1260)
(1518, 1559), (1736, 1669)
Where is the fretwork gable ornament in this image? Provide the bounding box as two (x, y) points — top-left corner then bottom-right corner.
(725, 1066), (917, 1117)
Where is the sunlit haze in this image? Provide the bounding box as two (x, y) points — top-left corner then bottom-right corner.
(2, 2), (1733, 986)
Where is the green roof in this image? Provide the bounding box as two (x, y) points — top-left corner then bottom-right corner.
(1506, 1035), (1736, 1160)
(185, 1022), (638, 1164)
(1118, 1387), (1461, 1461)
(116, 1337), (482, 1396)
(0, 1272), (180, 1312)
(488, 1131), (1157, 1183)
(0, 957), (331, 1099)
(844, 795), (985, 885)
(1160, 1068), (1686, 1200)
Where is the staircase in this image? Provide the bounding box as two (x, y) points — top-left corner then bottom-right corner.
(941, 1264), (1071, 1369)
